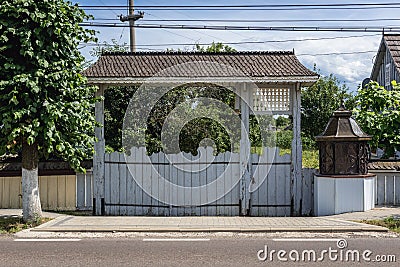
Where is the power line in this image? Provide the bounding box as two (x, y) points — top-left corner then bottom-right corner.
(79, 3), (400, 8)
(78, 34), (380, 47)
(118, 18), (400, 23)
(79, 23), (400, 32)
(79, 4), (400, 11)
(298, 50), (376, 56)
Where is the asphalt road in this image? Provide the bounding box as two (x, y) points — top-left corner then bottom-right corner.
(0, 236), (399, 267)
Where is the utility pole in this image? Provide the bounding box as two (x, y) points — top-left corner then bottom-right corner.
(120, 0), (144, 52)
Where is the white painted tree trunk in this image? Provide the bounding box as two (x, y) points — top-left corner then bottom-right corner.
(22, 167), (42, 222)
(21, 142), (42, 222)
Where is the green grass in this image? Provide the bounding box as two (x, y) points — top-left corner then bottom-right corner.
(279, 148), (319, 169)
(0, 216), (51, 234)
(360, 217), (400, 233)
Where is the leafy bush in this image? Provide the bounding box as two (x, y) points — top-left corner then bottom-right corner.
(276, 130), (293, 149)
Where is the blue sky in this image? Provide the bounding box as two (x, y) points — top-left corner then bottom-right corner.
(73, 0), (400, 91)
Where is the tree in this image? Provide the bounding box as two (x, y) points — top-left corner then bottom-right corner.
(195, 42), (237, 52)
(301, 71), (355, 139)
(355, 81), (400, 158)
(0, 0), (97, 222)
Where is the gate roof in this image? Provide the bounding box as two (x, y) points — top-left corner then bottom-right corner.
(83, 51), (318, 85)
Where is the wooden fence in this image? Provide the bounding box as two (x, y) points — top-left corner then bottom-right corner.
(371, 170), (400, 206)
(0, 175), (76, 210)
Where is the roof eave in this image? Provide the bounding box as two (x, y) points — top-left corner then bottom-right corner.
(87, 76), (319, 87)
(370, 37), (387, 81)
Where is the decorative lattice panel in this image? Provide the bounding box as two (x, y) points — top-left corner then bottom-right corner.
(252, 88), (291, 114)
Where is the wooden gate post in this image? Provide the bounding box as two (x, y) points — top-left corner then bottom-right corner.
(239, 83), (251, 216)
(93, 85), (106, 215)
(291, 82), (303, 216)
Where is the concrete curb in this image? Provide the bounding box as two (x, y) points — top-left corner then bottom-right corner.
(30, 217), (388, 233)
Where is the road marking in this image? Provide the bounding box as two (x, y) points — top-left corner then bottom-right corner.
(143, 238), (210, 242)
(273, 238), (342, 242)
(14, 239), (81, 242)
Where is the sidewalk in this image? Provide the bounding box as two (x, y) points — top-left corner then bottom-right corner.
(2, 207), (399, 233)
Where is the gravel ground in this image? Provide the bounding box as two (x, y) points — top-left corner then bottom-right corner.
(12, 229), (400, 239)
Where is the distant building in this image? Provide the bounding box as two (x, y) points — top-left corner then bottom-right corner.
(370, 34), (400, 89)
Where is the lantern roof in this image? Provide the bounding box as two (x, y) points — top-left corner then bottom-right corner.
(315, 105), (372, 142)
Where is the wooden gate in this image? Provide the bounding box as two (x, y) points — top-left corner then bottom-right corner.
(102, 147), (292, 216)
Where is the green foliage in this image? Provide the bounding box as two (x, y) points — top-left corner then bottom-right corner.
(89, 39), (128, 58)
(301, 133), (317, 150)
(354, 81), (400, 158)
(195, 42), (237, 52)
(121, 83), (238, 155)
(104, 86), (138, 152)
(276, 130), (293, 149)
(301, 71), (355, 139)
(276, 116), (291, 129)
(0, 0), (98, 172)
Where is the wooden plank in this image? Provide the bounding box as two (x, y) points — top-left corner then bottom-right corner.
(65, 175), (76, 210)
(150, 152), (159, 216)
(232, 152), (241, 216)
(239, 84), (251, 215)
(57, 175), (67, 209)
(275, 155), (287, 216)
(216, 153), (225, 215)
(133, 148), (143, 215)
(39, 176), (48, 210)
(194, 152), (202, 216)
(76, 173), (85, 209)
(266, 162), (276, 216)
(250, 152), (259, 216)
(159, 152), (169, 216)
(376, 174), (386, 205)
(224, 151), (232, 216)
(86, 172), (93, 210)
(104, 153), (111, 215)
(291, 83), (302, 216)
(142, 148), (152, 215)
(0, 178), (5, 208)
(170, 153), (178, 216)
(206, 147), (216, 216)
(158, 152), (168, 216)
(126, 153), (135, 215)
(285, 154), (292, 216)
(119, 153), (127, 215)
(111, 153), (120, 215)
(47, 176), (58, 210)
(385, 175), (395, 204)
(9, 177), (21, 209)
(199, 148), (207, 215)
(301, 168), (314, 216)
(94, 85), (105, 215)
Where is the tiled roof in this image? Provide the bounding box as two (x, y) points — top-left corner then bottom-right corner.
(368, 161), (400, 171)
(384, 34), (400, 70)
(83, 51), (317, 79)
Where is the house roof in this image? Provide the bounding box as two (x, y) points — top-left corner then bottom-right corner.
(371, 34), (400, 80)
(368, 161), (400, 171)
(83, 51), (318, 85)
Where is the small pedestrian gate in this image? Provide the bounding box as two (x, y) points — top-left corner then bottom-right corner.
(103, 147), (291, 216)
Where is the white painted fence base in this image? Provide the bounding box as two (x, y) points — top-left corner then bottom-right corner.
(314, 175), (376, 216)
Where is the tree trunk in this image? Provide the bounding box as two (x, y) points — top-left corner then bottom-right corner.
(21, 141), (42, 222)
